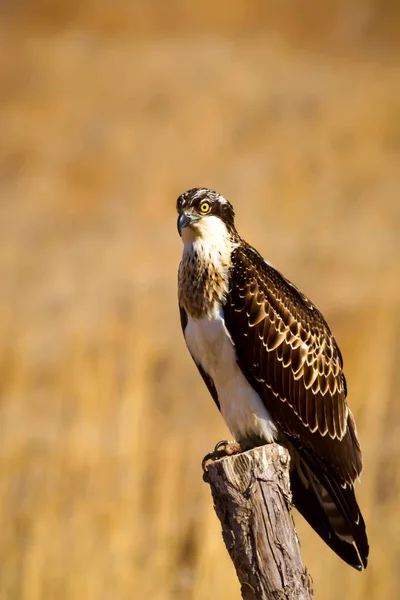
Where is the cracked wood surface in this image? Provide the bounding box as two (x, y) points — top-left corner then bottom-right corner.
(204, 444), (313, 600)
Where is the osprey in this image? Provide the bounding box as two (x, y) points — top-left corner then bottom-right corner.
(177, 187), (369, 570)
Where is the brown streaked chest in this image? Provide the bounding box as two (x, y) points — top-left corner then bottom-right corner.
(178, 241), (232, 319)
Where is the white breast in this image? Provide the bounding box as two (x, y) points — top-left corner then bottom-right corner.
(184, 305), (278, 443)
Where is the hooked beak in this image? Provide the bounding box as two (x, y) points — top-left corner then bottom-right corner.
(177, 212), (198, 236)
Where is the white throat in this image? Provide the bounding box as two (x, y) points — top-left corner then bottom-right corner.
(181, 215), (238, 278)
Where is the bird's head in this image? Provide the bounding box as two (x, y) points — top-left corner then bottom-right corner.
(176, 188), (236, 243)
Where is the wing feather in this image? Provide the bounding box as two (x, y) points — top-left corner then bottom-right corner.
(223, 244), (362, 484)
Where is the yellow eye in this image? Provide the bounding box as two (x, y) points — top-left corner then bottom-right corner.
(200, 201), (210, 214)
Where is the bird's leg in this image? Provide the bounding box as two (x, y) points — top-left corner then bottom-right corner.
(202, 440), (242, 472)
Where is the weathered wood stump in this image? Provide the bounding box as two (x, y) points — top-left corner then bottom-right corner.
(203, 443), (313, 600)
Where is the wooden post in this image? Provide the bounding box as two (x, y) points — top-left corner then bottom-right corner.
(203, 443), (313, 600)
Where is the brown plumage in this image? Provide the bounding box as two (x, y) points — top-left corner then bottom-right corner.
(225, 244), (361, 483)
(177, 187), (369, 570)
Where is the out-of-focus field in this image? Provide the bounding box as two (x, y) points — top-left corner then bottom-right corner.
(0, 2), (399, 599)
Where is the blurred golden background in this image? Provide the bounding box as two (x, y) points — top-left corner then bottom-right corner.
(0, 2), (399, 599)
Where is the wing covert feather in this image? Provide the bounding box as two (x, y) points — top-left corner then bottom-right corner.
(224, 244), (362, 484)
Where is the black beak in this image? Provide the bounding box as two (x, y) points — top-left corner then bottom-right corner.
(177, 212), (196, 236)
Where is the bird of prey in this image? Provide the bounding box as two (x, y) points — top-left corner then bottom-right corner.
(176, 187), (369, 570)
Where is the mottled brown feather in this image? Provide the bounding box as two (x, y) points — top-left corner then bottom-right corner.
(223, 243), (362, 484)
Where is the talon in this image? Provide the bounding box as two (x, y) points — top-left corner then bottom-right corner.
(202, 451), (215, 472)
(214, 440), (230, 453)
(202, 440), (242, 472)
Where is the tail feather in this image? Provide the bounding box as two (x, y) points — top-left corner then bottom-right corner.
(290, 452), (369, 570)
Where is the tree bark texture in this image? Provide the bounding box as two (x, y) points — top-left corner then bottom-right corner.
(204, 443), (313, 600)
